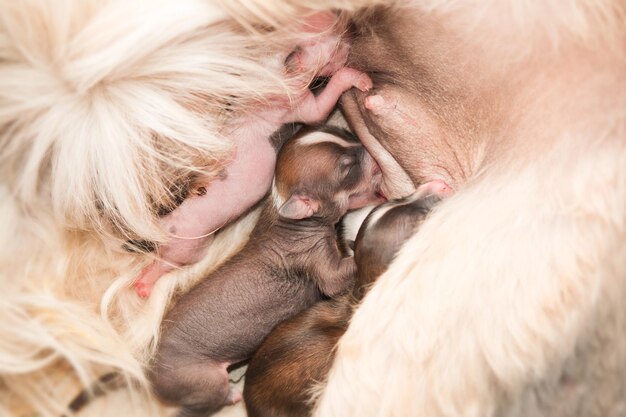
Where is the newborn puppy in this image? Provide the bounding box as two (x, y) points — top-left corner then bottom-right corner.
(243, 183), (446, 417)
(149, 127), (383, 417)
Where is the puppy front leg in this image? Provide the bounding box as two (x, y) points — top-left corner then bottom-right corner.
(312, 242), (356, 297)
(286, 68), (372, 126)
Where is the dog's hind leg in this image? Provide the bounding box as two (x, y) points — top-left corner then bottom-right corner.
(152, 359), (240, 417)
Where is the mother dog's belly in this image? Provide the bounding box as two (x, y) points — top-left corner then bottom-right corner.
(340, 85), (462, 199)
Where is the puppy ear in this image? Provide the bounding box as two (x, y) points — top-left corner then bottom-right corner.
(278, 195), (320, 219)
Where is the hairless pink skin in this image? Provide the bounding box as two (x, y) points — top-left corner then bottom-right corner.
(414, 179), (453, 198)
(135, 68), (373, 296)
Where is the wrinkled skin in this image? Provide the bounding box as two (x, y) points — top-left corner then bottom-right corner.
(135, 13), (372, 297)
(340, 9), (491, 199)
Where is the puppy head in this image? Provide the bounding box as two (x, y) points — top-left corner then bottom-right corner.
(272, 127), (384, 221)
(351, 189), (443, 294)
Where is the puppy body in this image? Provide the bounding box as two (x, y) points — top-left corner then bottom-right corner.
(244, 187), (442, 417)
(244, 296), (352, 417)
(152, 203), (344, 416)
(150, 128), (382, 416)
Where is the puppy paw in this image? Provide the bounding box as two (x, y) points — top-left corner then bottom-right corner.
(355, 73), (373, 92)
(134, 278), (153, 298)
(226, 387), (243, 405)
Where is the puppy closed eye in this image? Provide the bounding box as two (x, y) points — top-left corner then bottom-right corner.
(340, 156), (357, 175)
(340, 158), (362, 187)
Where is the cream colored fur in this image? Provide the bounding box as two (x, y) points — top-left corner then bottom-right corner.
(2, 0), (625, 416)
(314, 141), (626, 417)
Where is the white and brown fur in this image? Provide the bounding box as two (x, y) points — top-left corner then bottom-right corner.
(313, 3), (626, 417)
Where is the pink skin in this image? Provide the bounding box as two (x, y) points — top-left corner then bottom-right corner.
(415, 179), (454, 198)
(364, 95), (410, 121)
(135, 70), (373, 297)
(359, 93), (457, 198)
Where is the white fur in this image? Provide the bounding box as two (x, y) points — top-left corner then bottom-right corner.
(339, 205), (377, 255)
(314, 138), (626, 417)
(270, 177), (287, 210)
(297, 131), (359, 148)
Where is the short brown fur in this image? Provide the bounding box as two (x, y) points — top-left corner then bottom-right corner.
(244, 193), (440, 417)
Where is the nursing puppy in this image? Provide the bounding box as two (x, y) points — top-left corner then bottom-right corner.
(149, 127), (383, 417)
(134, 33), (374, 298)
(133, 63), (372, 297)
(244, 185), (444, 417)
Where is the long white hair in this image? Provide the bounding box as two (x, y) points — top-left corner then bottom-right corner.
(0, 0), (381, 415)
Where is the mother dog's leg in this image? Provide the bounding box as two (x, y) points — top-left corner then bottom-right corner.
(313, 136), (626, 416)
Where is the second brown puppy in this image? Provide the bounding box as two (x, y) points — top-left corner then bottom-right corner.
(244, 188), (444, 417)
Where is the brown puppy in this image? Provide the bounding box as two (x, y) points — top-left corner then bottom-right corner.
(149, 127), (382, 417)
(244, 186), (443, 417)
